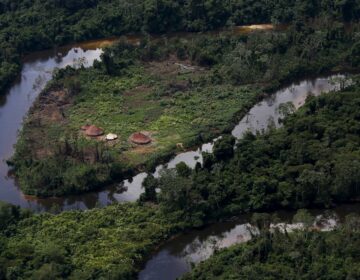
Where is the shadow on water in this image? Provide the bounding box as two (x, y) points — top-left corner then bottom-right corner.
(138, 204), (360, 280)
(0, 25), (358, 279)
(0, 46), (104, 210)
(0, 23), (352, 212)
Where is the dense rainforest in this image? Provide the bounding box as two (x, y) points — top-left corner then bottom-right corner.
(1, 0), (360, 95)
(1, 1), (360, 279)
(11, 20), (360, 197)
(183, 213), (360, 280)
(146, 80), (360, 226)
(0, 201), (179, 279)
(1, 72), (360, 279)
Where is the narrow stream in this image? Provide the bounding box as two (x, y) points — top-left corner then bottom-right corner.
(138, 203), (360, 280)
(0, 24), (350, 212)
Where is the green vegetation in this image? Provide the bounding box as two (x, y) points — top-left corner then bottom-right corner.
(12, 36), (258, 196)
(12, 20), (360, 196)
(1, 0), (360, 95)
(3, 48), (360, 280)
(0, 203), (181, 280)
(1, 202), (359, 280)
(144, 78), (360, 226)
(0, 202), (30, 232)
(183, 213), (360, 280)
(2, 2), (360, 279)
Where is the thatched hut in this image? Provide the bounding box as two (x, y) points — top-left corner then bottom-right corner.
(130, 132), (151, 145)
(81, 125), (90, 131)
(85, 125), (104, 137)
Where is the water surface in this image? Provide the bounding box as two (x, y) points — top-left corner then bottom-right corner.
(0, 25), (350, 211)
(0, 46), (104, 210)
(138, 203), (360, 280)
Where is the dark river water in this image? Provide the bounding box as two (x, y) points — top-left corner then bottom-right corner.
(138, 203), (360, 280)
(0, 43), (350, 211)
(0, 24), (352, 211)
(0, 24), (358, 280)
(0, 44), (105, 211)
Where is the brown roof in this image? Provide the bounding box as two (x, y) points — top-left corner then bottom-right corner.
(81, 125), (90, 131)
(85, 125), (104, 137)
(130, 132), (151, 145)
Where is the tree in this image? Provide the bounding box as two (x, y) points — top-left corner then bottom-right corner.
(213, 135), (235, 160)
(176, 162), (192, 177)
(140, 174), (158, 203)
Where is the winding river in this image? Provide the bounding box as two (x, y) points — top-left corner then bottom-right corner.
(0, 49), (351, 211)
(139, 203), (360, 280)
(0, 24), (352, 211)
(0, 24), (358, 280)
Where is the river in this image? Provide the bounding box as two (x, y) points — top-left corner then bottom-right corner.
(0, 24), (351, 211)
(138, 203), (360, 280)
(0, 24), (358, 280)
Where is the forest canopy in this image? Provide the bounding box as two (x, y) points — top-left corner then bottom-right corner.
(11, 21), (360, 197)
(1, 1), (360, 279)
(143, 79), (360, 226)
(1, 0), (360, 95)
(183, 214), (360, 280)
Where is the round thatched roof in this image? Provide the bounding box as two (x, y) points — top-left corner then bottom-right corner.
(85, 125), (104, 137)
(81, 125), (90, 131)
(130, 132), (151, 145)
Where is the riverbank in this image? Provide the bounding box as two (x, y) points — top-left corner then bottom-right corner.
(2, 81), (360, 278)
(1, 200), (359, 280)
(0, 23), (280, 209)
(11, 42), (260, 197)
(140, 204), (360, 280)
(0, 202), (181, 279)
(4, 0), (353, 97)
(137, 81), (360, 278)
(182, 216), (360, 280)
(1, 74), (349, 211)
(10, 22), (360, 198)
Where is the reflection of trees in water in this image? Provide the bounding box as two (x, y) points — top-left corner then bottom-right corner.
(266, 115), (276, 130)
(80, 192), (100, 209)
(0, 94), (7, 107)
(329, 76), (352, 91)
(182, 215), (340, 263)
(242, 113), (257, 134)
(55, 55), (63, 64)
(107, 183), (128, 203)
(37, 191), (101, 212)
(314, 211), (339, 231)
(153, 211), (347, 273)
(73, 57), (88, 68)
(30, 198), (65, 213)
(289, 85), (297, 94)
(33, 74), (46, 91)
(277, 102), (296, 123)
(166, 224), (238, 259)
(179, 225), (254, 265)
(265, 94), (276, 106)
(181, 236), (221, 264)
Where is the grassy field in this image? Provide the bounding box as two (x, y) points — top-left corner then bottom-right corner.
(64, 63), (256, 167)
(12, 42), (259, 196)
(12, 22), (360, 196)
